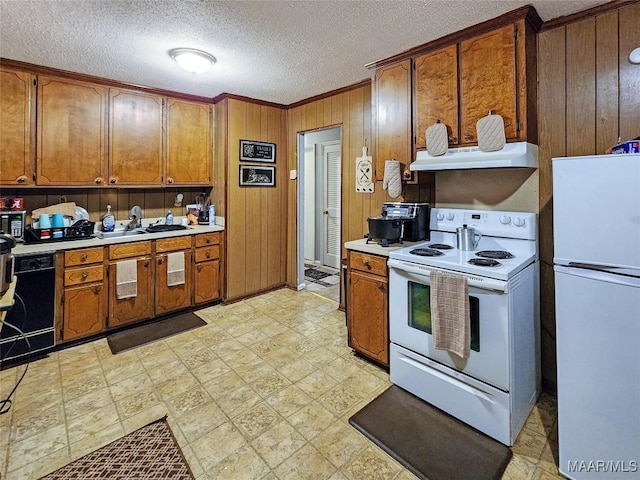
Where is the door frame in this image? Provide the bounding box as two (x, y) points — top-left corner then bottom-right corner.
(296, 127), (342, 290)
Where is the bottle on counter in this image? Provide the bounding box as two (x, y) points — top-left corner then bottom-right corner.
(101, 205), (115, 232)
(165, 210), (173, 225)
(208, 205), (215, 226)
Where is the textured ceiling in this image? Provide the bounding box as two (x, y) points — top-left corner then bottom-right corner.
(0, 0), (607, 105)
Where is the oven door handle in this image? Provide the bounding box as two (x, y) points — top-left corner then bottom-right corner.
(387, 259), (509, 293)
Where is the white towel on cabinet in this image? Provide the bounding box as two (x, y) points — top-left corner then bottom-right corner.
(383, 159), (402, 198)
(116, 260), (137, 299)
(167, 252), (185, 287)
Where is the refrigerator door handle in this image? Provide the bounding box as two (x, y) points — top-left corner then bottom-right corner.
(554, 265), (640, 288)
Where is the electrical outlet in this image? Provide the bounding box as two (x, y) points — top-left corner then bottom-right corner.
(59, 195), (67, 204)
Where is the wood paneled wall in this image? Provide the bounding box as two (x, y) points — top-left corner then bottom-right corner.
(537, 1), (640, 392)
(220, 98), (288, 301)
(286, 83), (399, 287)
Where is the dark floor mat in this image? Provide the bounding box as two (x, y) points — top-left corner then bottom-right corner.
(349, 385), (512, 480)
(107, 312), (206, 354)
(305, 268), (331, 281)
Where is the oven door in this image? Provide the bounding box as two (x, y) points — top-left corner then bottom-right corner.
(388, 259), (510, 391)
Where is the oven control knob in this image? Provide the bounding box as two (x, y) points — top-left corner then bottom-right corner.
(513, 217), (525, 227)
(499, 215), (511, 225)
(446, 212), (455, 221)
(436, 212), (444, 221)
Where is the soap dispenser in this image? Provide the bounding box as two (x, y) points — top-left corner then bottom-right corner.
(102, 205), (115, 232)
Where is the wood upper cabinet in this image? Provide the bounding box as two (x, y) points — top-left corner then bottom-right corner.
(109, 88), (163, 185)
(459, 24), (519, 144)
(36, 76), (107, 186)
(347, 251), (389, 366)
(0, 68), (35, 186)
(414, 45), (459, 148)
(166, 99), (212, 186)
(374, 59), (412, 181)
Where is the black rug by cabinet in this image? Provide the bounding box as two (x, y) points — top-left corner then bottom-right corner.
(349, 386), (512, 480)
(107, 312), (206, 354)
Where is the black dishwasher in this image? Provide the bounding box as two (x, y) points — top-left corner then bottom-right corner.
(0, 252), (56, 367)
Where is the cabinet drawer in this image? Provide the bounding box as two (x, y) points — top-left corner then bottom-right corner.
(65, 265), (104, 286)
(109, 241), (152, 259)
(349, 252), (387, 276)
(156, 236), (192, 253)
(194, 245), (220, 263)
(195, 233), (220, 248)
(65, 247), (104, 267)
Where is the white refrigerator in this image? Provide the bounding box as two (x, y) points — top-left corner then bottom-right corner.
(552, 153), (640, 480)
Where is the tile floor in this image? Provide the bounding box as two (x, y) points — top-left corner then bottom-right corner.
(304, 264), (340, 303)
(0, 289), (563, 479)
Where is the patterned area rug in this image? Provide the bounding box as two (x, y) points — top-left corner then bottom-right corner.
(40, 417), (193, 479)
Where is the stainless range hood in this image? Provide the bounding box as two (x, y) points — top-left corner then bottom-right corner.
(410, 141), (538, 171)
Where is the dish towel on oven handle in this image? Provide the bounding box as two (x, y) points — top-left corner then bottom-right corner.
(383, 159), (402, 198)
(116, 259), (137, 299)
(430, 270), (470, 359)
(167, 252), (186, 287)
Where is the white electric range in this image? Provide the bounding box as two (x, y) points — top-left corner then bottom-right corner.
(387, 207), (540, 446)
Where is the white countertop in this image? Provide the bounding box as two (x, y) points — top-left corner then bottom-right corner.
(13, 219), (224, 256)
(344, 238), (423, 257)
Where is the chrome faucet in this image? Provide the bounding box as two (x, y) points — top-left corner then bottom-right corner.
(125, 206), (143, 231)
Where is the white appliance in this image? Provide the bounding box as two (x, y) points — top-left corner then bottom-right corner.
(553, 153), (640, 480)
(410, 141), (538, 171)
(388, 208), (540, 445)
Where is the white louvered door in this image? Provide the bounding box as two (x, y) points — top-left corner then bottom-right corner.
(321, 143), (341, 269)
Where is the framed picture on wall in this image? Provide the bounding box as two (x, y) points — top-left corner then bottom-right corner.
(239, 165), (275, 187)
(240, 140), (276, 163)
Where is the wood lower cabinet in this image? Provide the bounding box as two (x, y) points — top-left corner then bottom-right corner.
(0, 68), (35, 186)
(155, 236), (193, 315)
(61, 247), (107, 341)
(108, 241), (154, 328)
(193, 233), (221, 305)
(347, 251), (389, 366)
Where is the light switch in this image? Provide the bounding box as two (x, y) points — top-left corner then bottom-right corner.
(289, 169), (297, 180)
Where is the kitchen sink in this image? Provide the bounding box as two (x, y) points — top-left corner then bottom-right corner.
(96, 228), (148, 239)
(145, 224), (188, 233)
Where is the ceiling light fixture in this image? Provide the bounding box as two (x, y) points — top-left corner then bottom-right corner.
(169, 48), (216, 74)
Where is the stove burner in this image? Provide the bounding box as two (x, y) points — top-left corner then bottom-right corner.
(475, 250), (514, 260)
(468, 258), (502, 267)
(410, 248), (444, 257)
(427, 243), (454, 250)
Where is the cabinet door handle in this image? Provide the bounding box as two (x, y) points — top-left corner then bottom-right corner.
(109, 176), (117, 184)
(157, 258), (163, 265)
(81, 272), (88, 280)
(93, 286), (102, 294)
(363, 261), (371, 270)
(167, 177), (174, 184)
(378, 283), (386, 293)
(206, 239), (211, 244)
(80, 254), (87, 262)
(205, 252), (210, 259)
(143, 260), (149, 267)
(94, 177), (104, 185)
(448, 135), (457, 142)
(16, 175), (27, 183)
(197, 265), (202, 273)
(464, 133), (474, 141)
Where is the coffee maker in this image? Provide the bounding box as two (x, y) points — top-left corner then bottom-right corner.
(382, 202), (429, 242)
